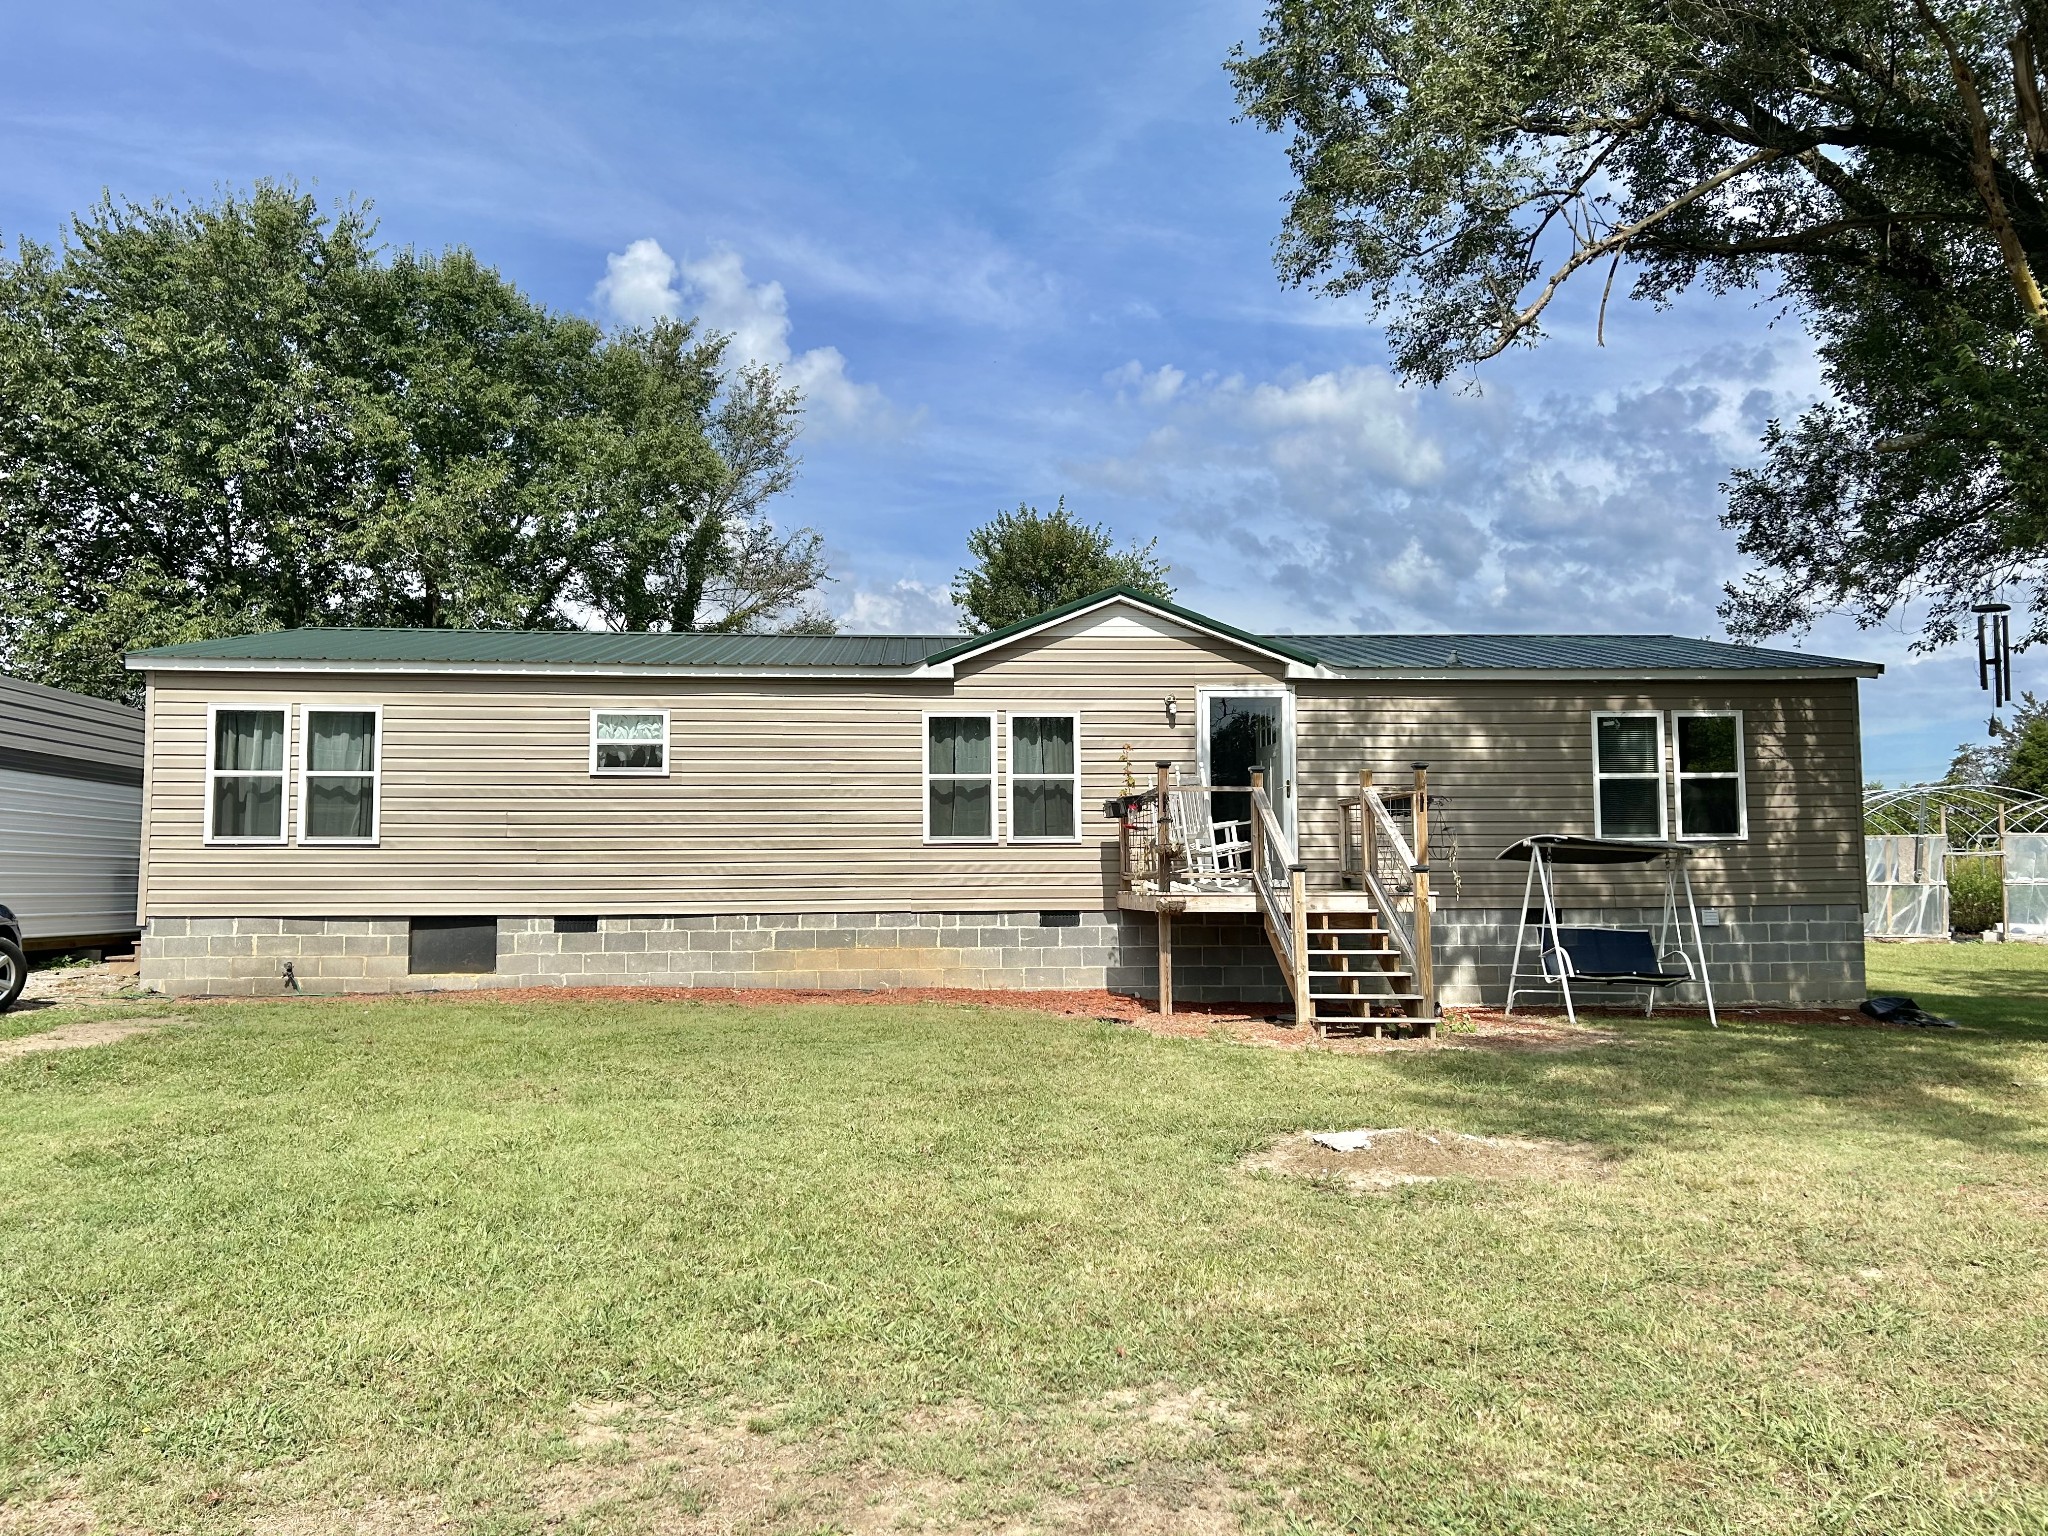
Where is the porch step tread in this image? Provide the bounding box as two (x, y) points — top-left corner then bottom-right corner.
(1307, 988), (1425, 1001)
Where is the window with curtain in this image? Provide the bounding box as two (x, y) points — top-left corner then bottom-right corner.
(926, 715), (994, 840)
(303, 710), (380, 842)
(1593, 712), (1665, 839)
(591, 710), (669, 775)
(1010, 714), (1078, 840)
(1674, 712), (1746, 839)
(208, 708), (287, 842)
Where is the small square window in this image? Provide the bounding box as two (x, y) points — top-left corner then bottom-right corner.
(591, 710), (670, 776)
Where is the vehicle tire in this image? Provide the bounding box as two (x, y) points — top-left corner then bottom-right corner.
(0, 937), (24, 1012)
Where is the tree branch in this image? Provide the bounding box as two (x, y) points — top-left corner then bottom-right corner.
(1914, 0), (2048, 347)
(2015, 24), (2048, 185)
(1472, 145), (1796, 362)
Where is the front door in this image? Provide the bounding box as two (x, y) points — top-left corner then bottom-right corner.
(1199, 690), (1294, 840)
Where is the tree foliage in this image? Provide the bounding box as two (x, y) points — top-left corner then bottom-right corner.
(1946, 689), (2048, 782)
(1229, 0), (2048, 649)
(0, 185), (828, 702)
(950, 498), (1174, 633)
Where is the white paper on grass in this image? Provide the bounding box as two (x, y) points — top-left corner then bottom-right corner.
(1308, 1129), (1406, 1153)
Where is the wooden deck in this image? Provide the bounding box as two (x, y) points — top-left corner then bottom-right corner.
(1115, 887), (1384, 915)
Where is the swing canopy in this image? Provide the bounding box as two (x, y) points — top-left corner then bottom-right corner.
(1496, 834), (1695, 865)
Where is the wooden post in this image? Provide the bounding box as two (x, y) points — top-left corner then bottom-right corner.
(1939, 804), (1950, 931)
(2000, 802), (2011, 940)
(1289, 862), (1311, 1027)
(1412, 762), (1434, 1019)
(1157, 903), (1175, 1016)
(1359, 769), (1375, 884)
(1249, 768), (1266, 873)
(1155, 760), (1174, 875)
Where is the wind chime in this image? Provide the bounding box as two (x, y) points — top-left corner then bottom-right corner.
(1975, 598), (2014, 710)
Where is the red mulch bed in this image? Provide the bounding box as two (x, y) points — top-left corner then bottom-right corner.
(181, 982), (1872, 1053)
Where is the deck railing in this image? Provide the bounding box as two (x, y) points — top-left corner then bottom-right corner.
(1118, 768), (1256, 894)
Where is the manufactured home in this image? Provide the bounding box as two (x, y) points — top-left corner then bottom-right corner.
(0, 673), (145, 953)
(125, 588), (1878, 1019)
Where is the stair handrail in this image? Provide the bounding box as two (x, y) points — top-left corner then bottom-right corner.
(1248, 782), (1298, 976)
(1352, 782), (1426, 1005)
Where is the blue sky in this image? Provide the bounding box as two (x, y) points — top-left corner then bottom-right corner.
(0, 0), (1995, 780)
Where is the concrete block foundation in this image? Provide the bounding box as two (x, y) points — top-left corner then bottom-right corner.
(141, 903), (1864, 1007)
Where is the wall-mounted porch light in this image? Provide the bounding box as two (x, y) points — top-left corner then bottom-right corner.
(1164, 693), (1180, 726)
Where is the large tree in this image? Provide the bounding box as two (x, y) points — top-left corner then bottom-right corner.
(951, 498), (1174, 633)
(1229, 0), (2048, 650)
(0, 185), (828, 702)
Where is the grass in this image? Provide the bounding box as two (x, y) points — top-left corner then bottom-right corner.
(0, 948), (2044, 1533)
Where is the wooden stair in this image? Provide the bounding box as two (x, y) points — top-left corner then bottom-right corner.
(1291, 903), (1435, 1038)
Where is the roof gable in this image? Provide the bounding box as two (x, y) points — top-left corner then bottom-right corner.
(922, 587), (1322, 670)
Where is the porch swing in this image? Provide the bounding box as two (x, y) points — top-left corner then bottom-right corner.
(1499, 835), (1718, 1026)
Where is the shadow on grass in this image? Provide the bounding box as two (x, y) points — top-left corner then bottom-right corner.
(1372, 1014), (2046, 1160)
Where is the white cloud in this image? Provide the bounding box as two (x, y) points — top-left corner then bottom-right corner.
(595, 238), (907, 436)
(836, 576), (957, 634)
(1067, 349), (1807, 637)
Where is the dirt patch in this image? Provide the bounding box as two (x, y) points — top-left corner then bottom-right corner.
(16, 958), (154, 1010)
(528, 1388), (1250, 1535)
(1243, 1127), (1612, 1191)
(0, 1016), (177, 1061)
(0, 1487), (95, 1536)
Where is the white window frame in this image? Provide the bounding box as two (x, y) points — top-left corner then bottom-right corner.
(1007, 710), (1082, 844)
(589, 708), (672, 778)
(298, 704), (384, 846)
(204, 701), (292, 847)
(923, 710), (998, 845)
(1591, 710), (1668, 841)
(1671, 709), (1748, 841)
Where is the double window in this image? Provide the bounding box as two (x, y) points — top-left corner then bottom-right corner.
(924, 712), (1080, 843)
(205, 705), (382, 844)
(1592, 710), (1746, 841)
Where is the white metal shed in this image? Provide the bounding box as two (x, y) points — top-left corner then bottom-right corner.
(0, 673), (144, 950)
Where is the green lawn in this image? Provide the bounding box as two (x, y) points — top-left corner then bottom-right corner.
(1, 948), (2045, 1534)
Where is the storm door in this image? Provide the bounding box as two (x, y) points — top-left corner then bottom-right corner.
(1198, 690), (1295, 841)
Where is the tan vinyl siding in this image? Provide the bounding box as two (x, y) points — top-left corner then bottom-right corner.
(137, 612), (1866, 920)
(140, 614), (1287, 918)
(1295, 678), (1866, 906)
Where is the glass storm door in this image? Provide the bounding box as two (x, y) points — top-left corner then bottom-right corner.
(1200, 691), (1293, 839)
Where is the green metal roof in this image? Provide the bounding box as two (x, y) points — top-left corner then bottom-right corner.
(128, 629), (949, 667)
(125, 591), (1879, 675)
(1294, 633), (1874, 672)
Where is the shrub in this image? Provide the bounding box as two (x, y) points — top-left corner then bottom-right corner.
(1947, 856), (2005, 933)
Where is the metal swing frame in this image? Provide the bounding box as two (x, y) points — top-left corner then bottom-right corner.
(1502, 835), (1718, 1027)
